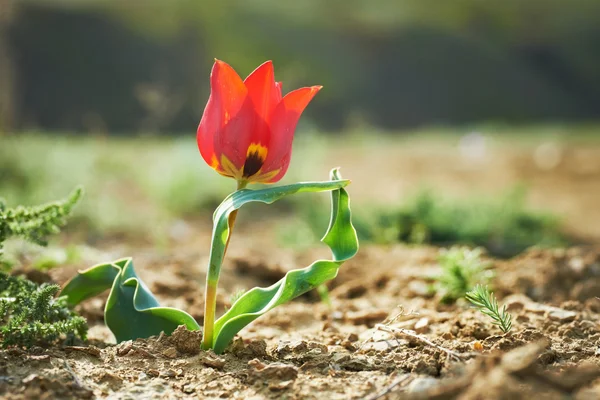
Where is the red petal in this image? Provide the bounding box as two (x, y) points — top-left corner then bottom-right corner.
(261, 85), (322, 182)
(243, 61), (278, 147)
(197, 60), (254, 170)
(275, 81), (283, 103)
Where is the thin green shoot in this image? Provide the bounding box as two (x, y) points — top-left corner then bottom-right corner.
(465, 284), (512, 334)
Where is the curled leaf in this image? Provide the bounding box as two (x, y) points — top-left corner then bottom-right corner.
(61, 258), (200, 342)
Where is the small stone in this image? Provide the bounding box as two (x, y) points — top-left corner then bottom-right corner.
(161, 347), (178, 359)
(407, 376), (439, 393)
(331, 311), (344, 320)
(117, 341), (133, 356)
(250, 362), (298, 381)
(97, 372), (122, 386)
(340, 355), (373, 371)
(248, 359), (266, 370)
(290, 340), (308, 352)
(546, 308), (577, 323)
(65, 346), (101, 358)
(147, 369), (160, 377)
(28, 354), (50, 361)
(569, 257), (585, 273)
(162, 369), (177, 378)
(345, 333), (359, 343)
(578, 320), (597, 330)
(199, 353), (226, 369)
(322, 320), (339, 333)
(473, 341), (484, 352)
(441, 332), (454, 340)
(183, 384), (196, 394)
(413, 318), (429, 333)
(503, 294), (530, 311)
(307, 341), (328, 354)
(523, 301), (578, 322)
(407, 280), (432, 297)
(330, 352), (350, 364)
(341, 340), (356, 351)
(345, 310), (389, 326)
(268, 380), (294, 391)
(22, 374), (39, 384)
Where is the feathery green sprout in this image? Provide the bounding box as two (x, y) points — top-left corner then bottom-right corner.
(465, 284), (512, 333)
(0, 273), (87, 347)
(0, 187), (83, 262)
(0, 188), (87, 347)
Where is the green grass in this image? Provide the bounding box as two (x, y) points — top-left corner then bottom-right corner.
(279, 186), (569, 257)
(373, 188), (567, 257)
(0, 135), (233, 239)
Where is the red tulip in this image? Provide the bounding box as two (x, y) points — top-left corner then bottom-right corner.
(197, 60), (321, 184)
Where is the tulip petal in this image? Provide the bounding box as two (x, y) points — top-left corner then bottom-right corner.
(244, 61), (279, 119)
(197, 60), (254, 173)
(261, 86), (322, 182)
(275, 82), (283, 103)
(243, 61), (278, 147)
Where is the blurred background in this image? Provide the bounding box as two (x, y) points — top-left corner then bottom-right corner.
(2, 0), (600, 132)
(1, 0), (600, 264)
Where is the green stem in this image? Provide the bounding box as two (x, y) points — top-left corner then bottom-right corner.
(202, 180), (247, 350)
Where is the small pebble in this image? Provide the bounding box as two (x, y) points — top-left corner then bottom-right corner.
(147, 369), (160, 377)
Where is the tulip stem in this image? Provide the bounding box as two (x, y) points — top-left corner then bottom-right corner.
(202, 180), (247, 350)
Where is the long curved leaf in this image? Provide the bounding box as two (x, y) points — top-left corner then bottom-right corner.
(210, 168), (358, 353)
(61, 258), (200, 342)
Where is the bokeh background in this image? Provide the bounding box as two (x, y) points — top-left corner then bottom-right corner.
(1, 0), (600, 264)
(2, 0), (600, 132)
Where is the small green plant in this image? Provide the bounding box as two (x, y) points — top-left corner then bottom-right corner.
(436, 246), (492, 303)
(0, 187), (83, 265)
(0, 272), (88, 347)
(354, 188), (567, 257)
(0, 188), (87, 347)
(465, 284), (512, 333)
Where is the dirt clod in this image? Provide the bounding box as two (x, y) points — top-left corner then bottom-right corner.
(248, 361), (299, 382)
(169, 325), (203, 355)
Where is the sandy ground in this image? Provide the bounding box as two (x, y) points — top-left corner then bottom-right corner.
(1, 136), (600, 399)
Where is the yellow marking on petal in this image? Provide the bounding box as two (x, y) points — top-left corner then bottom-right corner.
(210, 154), (220, 170)
(248, 168), (280, 183)
(220, 154), (242, 180)
(246, 143), (268, 161)
(224, 111), (230, 124)
(242, 142), (269, 178)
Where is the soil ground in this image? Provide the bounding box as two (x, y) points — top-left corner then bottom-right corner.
(1, 137), (600, 399)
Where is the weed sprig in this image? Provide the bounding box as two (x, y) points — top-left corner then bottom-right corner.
(0, 273), (87, 347)
(465, 284), (512, 333)
(0, 187), (83, 261)
(0, 188), (87, 347)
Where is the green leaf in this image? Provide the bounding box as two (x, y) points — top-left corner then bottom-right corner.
(60, 257), (200, 342)
(210, 168), (358, 353)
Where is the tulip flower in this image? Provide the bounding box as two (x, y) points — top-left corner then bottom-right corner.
(197, 60), (322, 187)
(61, 60), (358, 356)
